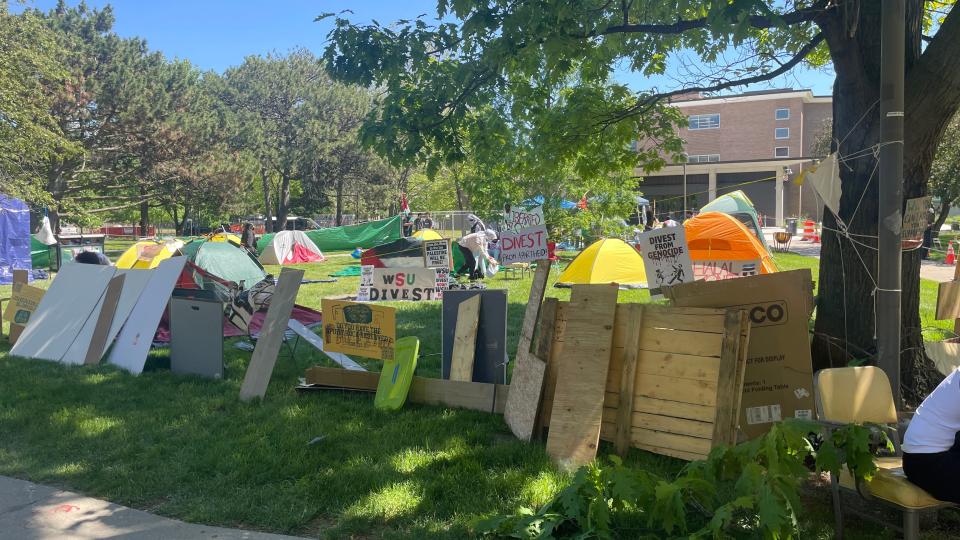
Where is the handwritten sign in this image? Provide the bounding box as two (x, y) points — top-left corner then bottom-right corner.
(2, 283), (45, 325)
(637, 227), (694, 299)
(423, 239), (452, 269)
(499, 226), (548, 265)
(503, 204), (545, 233)
(693, 260), (761, 281)
(361, 267), (439, 302)
(321, 299), (396, 360)
(902, 196), (932, 250)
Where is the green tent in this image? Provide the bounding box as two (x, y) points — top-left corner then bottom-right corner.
(257, 215), (403, 254)
(30, 237), (51, 269)
(700, 190), (771, 251)
(180, 239), (266, 289)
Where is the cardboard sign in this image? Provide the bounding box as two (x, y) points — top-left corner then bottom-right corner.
(434, 267), (450, 298)
(423, 239), (452, 269)
(503, 204), (545, 233)
(322, 299), (396, 360)
(357, 265), (374, 301)
(637, 227), (694, 298)
(693, 260), (762, 281)
(2, 283), (45, 325)
(663, 269), (816, 439)
(499, 226), (549, 265)
(365, 267), (439, 302)
(902, 196), (932, 250)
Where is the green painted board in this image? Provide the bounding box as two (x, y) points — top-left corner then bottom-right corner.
(375, 336), (420, 410)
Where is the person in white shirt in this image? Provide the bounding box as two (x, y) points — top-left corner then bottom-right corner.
(662, 214), (679, 228)
(902, 368), (960, 502)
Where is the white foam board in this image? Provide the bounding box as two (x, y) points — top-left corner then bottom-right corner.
(107, 257), (187, 374)
(10, 264), (116, 362)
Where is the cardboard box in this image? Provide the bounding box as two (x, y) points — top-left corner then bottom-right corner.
(663, 269), (815, 439)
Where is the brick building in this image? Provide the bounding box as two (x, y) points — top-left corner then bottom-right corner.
(637, 88), (832, 226)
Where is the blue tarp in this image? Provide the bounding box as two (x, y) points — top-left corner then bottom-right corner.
(0, 195), (32, 284)
(522, 195), (578, 209)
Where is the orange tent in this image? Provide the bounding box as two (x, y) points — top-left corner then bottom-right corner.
(684, 212), (777, 280)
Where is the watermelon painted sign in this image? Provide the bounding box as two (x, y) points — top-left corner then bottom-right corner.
(363, 267), (439, 302)
(693, 260), (761, 281)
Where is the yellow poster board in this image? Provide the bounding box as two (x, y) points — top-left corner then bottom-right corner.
(2, 283), (46, 325)
(321, 299), (396, 360)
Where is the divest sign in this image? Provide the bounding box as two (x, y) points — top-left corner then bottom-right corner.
(321, 299), (396, 360)
(499, 226), (548, 265)
(637, 227), (694, 299)
(363, 267), (439, 302)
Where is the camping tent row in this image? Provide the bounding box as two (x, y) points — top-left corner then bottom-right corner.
(556, 211), (775, 287)
(118, 230), (325, 269)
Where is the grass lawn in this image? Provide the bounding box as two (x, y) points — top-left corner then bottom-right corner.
(0, 249), (956, 538)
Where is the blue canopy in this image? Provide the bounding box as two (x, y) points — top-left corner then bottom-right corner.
(0, 195), (32, 284)
(522, 195), (578, 209)
(635, 195), (650, 206)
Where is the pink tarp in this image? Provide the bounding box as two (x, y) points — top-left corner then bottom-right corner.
(153, 304), (322, 343)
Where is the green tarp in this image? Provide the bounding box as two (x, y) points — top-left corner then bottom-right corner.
(257, 215), (403, 254)
(30, 237), (51, 269)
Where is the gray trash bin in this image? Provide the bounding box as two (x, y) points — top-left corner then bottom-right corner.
(785, 218), (798, 235)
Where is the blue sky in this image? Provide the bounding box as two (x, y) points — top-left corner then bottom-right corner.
(13, 0), (835, 95)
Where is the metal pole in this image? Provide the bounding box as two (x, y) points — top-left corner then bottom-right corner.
(682, 161), (688, 219)
(878, 0), (905, 408)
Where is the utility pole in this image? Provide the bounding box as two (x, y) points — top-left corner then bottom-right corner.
(877, 0), (905, 408)
(681, 153), (688, 220)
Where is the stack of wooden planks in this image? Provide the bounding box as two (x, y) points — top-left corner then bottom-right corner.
(534, 290), (750, 467)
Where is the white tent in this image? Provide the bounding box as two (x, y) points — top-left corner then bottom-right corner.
(259, 230), (325, 265)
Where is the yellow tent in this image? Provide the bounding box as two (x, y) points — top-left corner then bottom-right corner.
(556, 238), (647, 288)
(411, 229), (443, 241)
(115, 239), (183, 269)
(684, 212), (777, 279)
(209, 232), (242, 244)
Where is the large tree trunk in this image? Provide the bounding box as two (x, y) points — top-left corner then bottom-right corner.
(335, 177), (344, 226)
(261, 167), (273, 233)
(138, 185), (149, 237)
(276, 170), (291, 231)
(813, 2), (960, 405)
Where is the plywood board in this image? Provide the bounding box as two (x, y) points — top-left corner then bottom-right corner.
(61, 273), (125, 365)
(10, 264), (115, 361)
(545, 284), (618, 470)
(83, 274), (125, 365)
(441, 289), (508, 383)
(239, 268), (304, 401)
(449, 295), (481, 381)
(712, 310), (750, 446)
(937, 281), (960, 321)
(637, 327), (724, 357)
(614, 304), (642, 456)
(305, 366), (379, 390)
(289, 319), (366, 371)
(504, 260), (552, 441)
(107, 257), (187, 374)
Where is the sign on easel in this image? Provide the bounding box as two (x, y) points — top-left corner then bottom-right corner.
(637, 227), (694, 298)
(902, 195), (932, 250)
(322, 299), (396, 360)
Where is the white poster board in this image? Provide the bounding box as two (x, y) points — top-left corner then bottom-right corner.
(365, 267), (439, 302)
(503, 204), (545, 233)
(637, 227), (694, 299)
(902, 195), (932, 250)
(423, 239), (451, 269)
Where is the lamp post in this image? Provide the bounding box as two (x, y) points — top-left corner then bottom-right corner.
(681, 152), (689, 219)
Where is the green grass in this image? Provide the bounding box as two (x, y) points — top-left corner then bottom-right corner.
(0, 251), (955, 538)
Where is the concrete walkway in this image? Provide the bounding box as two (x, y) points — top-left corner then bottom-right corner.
(763, 229), (958, 283)
(0, 475), (305, 540)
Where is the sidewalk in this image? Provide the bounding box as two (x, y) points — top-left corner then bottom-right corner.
(0, 475), (306, 540)
(762, 229), (957, 283)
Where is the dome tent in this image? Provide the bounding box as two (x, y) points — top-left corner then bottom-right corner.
(684, 212), (777, 279)
(700, 190), (770, 251)
(178, 239), (267, 297)
(259, 230), (325, 265)
(556, 238), (647, 288)
(411, 229), (443, 241)
(116, 239), (184, 269)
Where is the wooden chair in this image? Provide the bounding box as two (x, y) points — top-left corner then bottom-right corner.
(814, 366), (954, 540)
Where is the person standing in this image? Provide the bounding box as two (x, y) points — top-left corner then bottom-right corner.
(467, 214), (486, 234)
(422, 212), (435, 229)
(241, 223), (258, 254)
(902, 368), (960, 503)
(663, 214), (678, 228)
(413, 213), (425, 231)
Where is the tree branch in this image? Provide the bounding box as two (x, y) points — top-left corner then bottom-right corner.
(599, 33), (826, 127)
(594, 1), (829, 36)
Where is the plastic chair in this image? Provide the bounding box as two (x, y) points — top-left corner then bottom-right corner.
(814, 366), (954, 539)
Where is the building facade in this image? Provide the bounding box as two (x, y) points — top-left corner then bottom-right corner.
(637, 89), (832, 226)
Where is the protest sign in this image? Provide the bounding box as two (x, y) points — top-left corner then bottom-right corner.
(322, 299), (396, 360)
(2, 283), (45, 325)
(637, 227), (694, 298)
(423, 239), (452, 269)
(365, 267), (439, 302)
(503, 204), (545, 233)
(902, 195), (932, 250)
(693, 260), (762, 281)
(499, 226), (549, 265)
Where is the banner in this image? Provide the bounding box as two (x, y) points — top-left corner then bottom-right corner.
(637, 228), (694, 298)
(693, 260), (761, 281)
(2, 282), (45, 324)
(503, 204), (545, 233)
(362, 267), (439, 302)
(256, 215), (403, 254)
(321, 299), (396, 360)
(423, 239), (452, 269)
(902, 195), (932, 250)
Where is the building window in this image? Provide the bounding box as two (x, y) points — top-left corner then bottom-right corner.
(688, 114), (720, 130)
(775, 127), (790, 139)
(775, 146), (789, 158)
(687, 154), (720, 163)
(775, 108), (790, 120)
